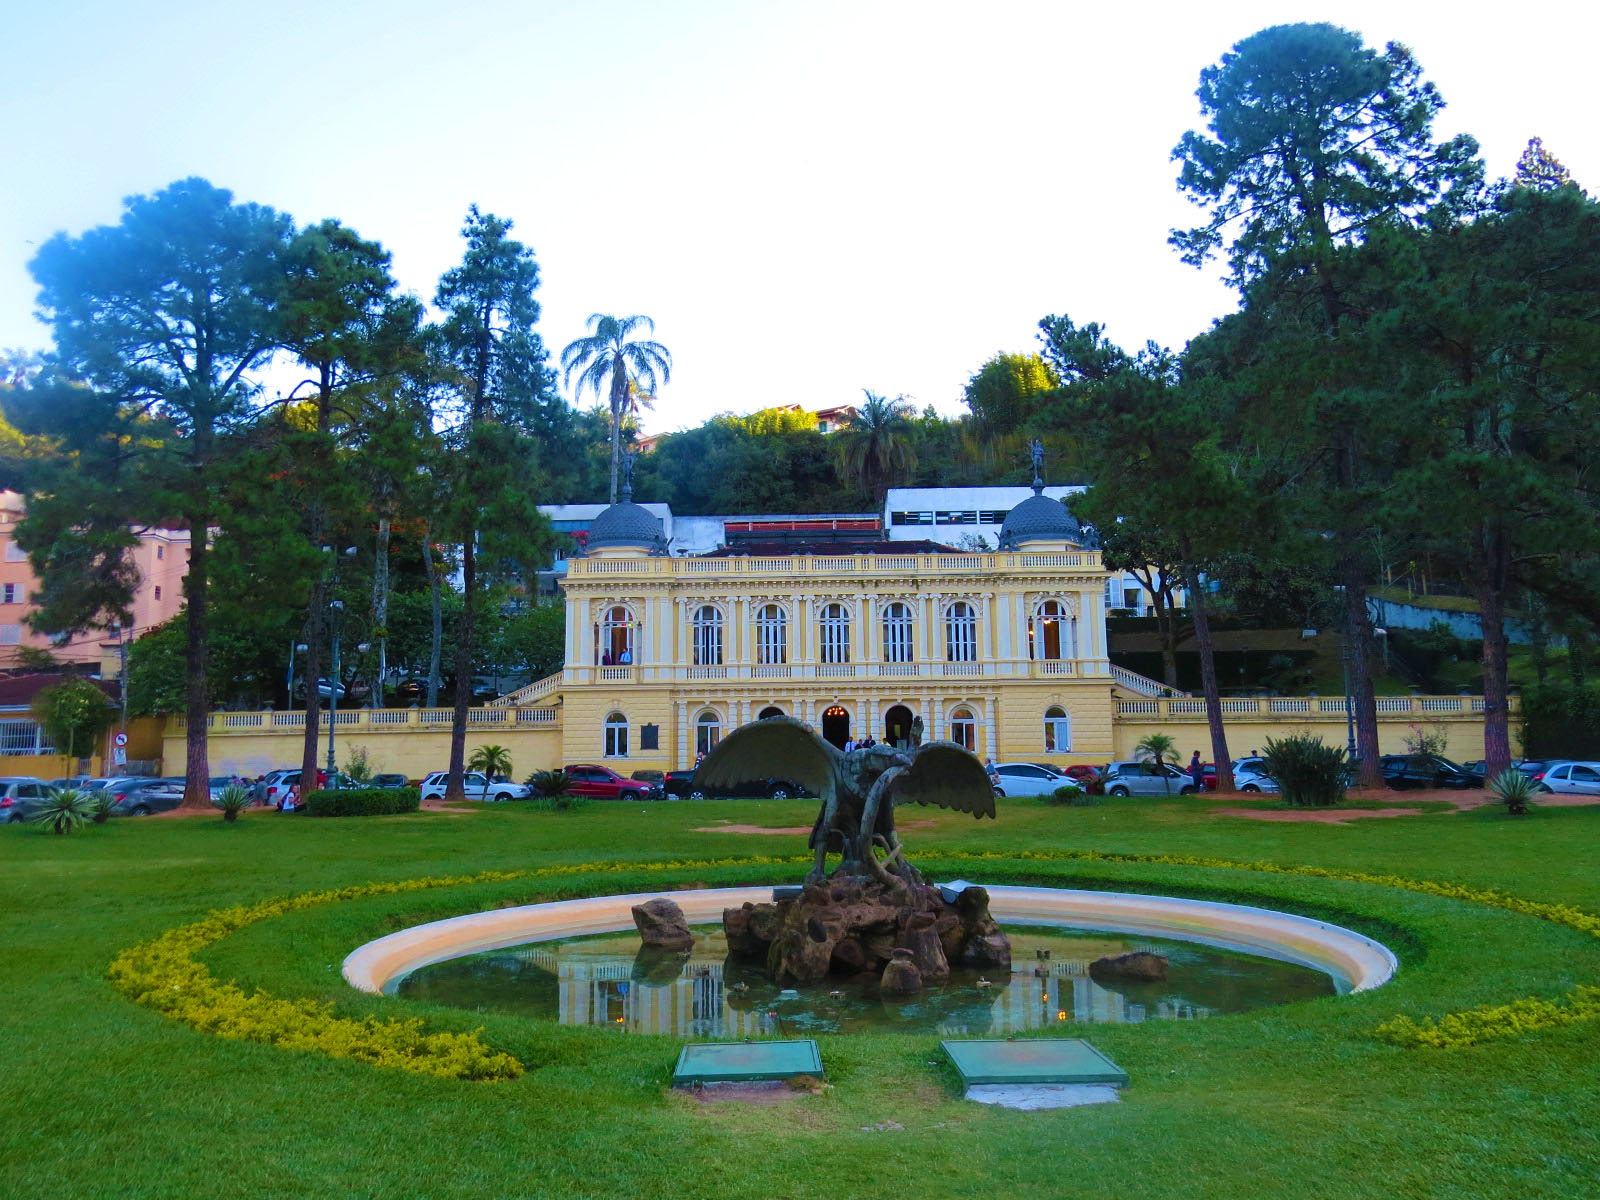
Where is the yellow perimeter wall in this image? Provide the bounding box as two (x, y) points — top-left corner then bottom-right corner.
(161, 693), (1507, 780)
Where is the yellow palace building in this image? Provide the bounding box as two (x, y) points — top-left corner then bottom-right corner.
(171, 479), (1501, 779)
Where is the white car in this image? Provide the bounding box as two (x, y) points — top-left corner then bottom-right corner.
(1231, 758), (1281, 793)
(419, 771), (531, 802)
(992, 762), (1073, 797)
(1531, 761), (1600, 796)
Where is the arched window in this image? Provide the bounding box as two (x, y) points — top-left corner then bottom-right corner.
(945, 602), (977, 662)
(695, 709), (722, 756)
(819, 603), (851, 664)
(758, 705), (785, 720)
(949, 706), (977, 752)
(691, 605), (723, 666)
(604, 711), (628, 757)
(1044, 705), (1071, 752)
(882, 602), (914, 663)
(755, 604), (787, 665)
(595, 605), (636, 665)
(1031, 599), (1074, 660)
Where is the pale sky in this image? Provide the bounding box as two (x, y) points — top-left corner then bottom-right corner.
(3, 1), (1595, 434)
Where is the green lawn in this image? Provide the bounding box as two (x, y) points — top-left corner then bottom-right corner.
(5, 794), (1599, 1200)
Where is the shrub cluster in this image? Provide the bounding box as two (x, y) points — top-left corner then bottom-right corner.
(106, 870), (530, 1080)
(304, 788), (420, 817)
(1044, 785), (1101, 807)
(1262, 734), (1347, 807)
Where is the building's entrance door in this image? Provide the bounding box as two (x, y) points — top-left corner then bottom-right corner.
(821, 705), (850, 749)
(883, 704), (915, 748)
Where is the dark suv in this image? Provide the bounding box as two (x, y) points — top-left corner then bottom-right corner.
(662, 770), (811, 800)
(1379, 754), (1485, 791)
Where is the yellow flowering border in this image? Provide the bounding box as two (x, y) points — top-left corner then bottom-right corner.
(107, 849), (1600, 1077)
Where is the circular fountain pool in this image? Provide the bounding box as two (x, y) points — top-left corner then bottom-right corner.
(345, 884), (1396, 1036)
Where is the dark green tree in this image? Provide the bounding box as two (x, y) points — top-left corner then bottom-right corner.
(1171, 25), (1484, 784)
(1513, 137), (1574, 192)
(432, 207), (558, 801)
(1042, 315), (1256, 789)
(279, 218), (416, 782)
(19, 179), (296, 807)
(1368, 185), (1600, 774)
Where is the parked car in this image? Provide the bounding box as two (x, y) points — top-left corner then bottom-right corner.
(252, 769), (297, 806)
(1379, 754), (1485, 791)
(418, 771), (532, 802)
(1230, 759), (1281, 793)
(1, 777), (54, 823)
(49, 775), (95, 791)
(992, 762), (1073, 797)
(370, 773), (410, 789)
(663, 768), (807, 799)
(565, 765), (662, 802)
(257, 770), (358, 808)
(208, 774), (249, 801)
(1528, 760), (1600, 796)
(1101, 761), (1198, 797)
(108, 778), (186, 816)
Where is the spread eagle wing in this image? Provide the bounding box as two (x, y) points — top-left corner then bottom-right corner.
(888, 741), (996, 819)
(693, 716), (842, 798)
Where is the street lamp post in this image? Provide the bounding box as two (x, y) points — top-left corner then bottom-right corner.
(325, 600), (344, 778)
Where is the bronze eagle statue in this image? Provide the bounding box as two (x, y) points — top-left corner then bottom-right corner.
(692, 716), (995, 886)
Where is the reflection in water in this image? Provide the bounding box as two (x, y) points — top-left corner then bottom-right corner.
(396, 926), (1336, 1038)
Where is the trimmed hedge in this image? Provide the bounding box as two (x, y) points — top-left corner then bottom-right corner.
(303, 787), (420, 817)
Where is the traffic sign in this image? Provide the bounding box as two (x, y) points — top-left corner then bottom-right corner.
(114, 732), (128, 748)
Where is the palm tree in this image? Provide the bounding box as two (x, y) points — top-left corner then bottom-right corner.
(561, 315), (672, 502)
(1134, 733), (1179, 795)
(467, 744), (514, 780)
(833, 390), (917, 503)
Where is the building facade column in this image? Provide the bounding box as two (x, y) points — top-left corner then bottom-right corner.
(675, 700), (689, 768)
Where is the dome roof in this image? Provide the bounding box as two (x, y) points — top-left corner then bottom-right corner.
(587, 498), (667, 555)
(997, 488), (1086, 550)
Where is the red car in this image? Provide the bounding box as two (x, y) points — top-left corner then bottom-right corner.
(563, 764), (661, 801)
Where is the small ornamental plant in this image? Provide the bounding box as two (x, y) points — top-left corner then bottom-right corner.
(211, 783), (252, 823)
(31, 788), (97, 835)
(1262, 734), (1347, 807)
(1489, 768), (1537, 816)
(87, 789), (114, 825)
(528, 769), (572, 798)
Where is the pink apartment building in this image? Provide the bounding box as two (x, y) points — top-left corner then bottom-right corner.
(0, 490), (190, 676)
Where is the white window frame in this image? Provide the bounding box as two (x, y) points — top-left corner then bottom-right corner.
(1044, 706), (1071, 752)
(755, 604), (787, 665)
(595, 605), (637, 665)
(881, 602), (914, 663)
(945, 601), (977, 662)
(1031, 599), (1074, 661)
(691, 605), (724, 667)
(948, 706), (977, 752)
(695, 709), (722, 756)
(604, 712), (629, 757)
(819, 603), (851, 665)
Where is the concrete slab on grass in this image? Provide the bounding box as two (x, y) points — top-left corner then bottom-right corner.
(672, 1040), (822, 1085)
(942, 1038), (1128, 1086)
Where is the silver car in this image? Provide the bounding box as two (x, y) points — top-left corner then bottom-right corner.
(1231, 758), (1281, 793)
(1, 777), (54, 823)
(1532, 761), (1600, 795)
(1102, 761), (1198, 797)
